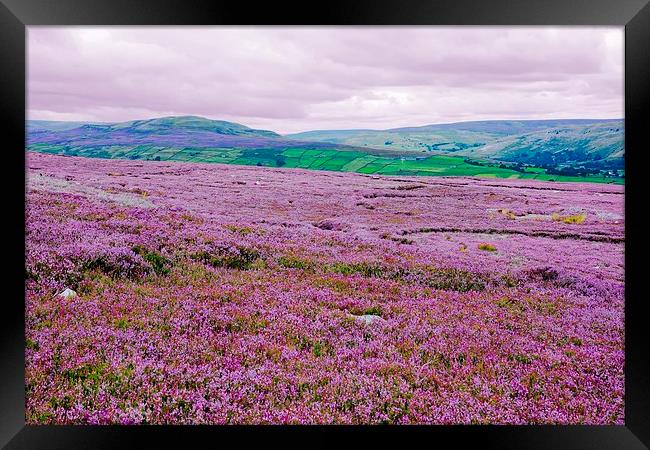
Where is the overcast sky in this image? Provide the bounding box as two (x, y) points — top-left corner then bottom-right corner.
(27, 26), (623, 134)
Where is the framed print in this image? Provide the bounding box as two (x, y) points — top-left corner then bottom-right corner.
(1, 0), (649, 448)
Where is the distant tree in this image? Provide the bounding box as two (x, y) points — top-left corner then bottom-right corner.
(513, 163), (525, 173)
(463, 158), (484, 167)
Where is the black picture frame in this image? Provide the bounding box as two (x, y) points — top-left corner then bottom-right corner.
(1, 0), (648, 448)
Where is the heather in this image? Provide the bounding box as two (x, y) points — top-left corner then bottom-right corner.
(26, 153), (624, 424)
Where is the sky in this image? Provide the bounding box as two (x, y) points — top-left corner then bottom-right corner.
(27, 27), (624, 134)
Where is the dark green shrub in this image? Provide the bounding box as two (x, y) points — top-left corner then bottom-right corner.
(278, 255), (314, 270)
(132, 245), (172, 276)
(26, 338), (40, 350)
(327, 261), (388, 278)
(193, 246), (261, 270)
(362, 306), (383, 316)
(478, 243), (497, 252)
(420, 267), (486, 292)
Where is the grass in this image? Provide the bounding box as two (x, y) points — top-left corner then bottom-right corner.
(192, 246), (261, 270)
(552, 213), (587, 224)
(327, 261), (388, 278)
(362, 306), (383, 316)
(132, 245), (172, 276)
(478, 243), (497, 252)
(278, 255), (315, 270)
(28, 144), (624, 184)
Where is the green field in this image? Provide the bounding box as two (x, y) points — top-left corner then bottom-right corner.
(28, 143), (624, 184)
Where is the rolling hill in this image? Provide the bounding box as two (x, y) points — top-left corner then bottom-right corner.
(27, 115), (380, 159)
(29, 116), (283, 148)
(286, 119), (624, 172)
(26, 116), (624, 184)
(28, 120), (107, 132)
(452, 121), (624, 169)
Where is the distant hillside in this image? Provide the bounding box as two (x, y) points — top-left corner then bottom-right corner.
(387, 119), (618, 135)
(26, 116), (624, 184)
(27, 116), (371, 154)
(29, 116), (279, 146)
(285, 119), (624, 171)
(454, 121), (624, 169)
(287, 127), (499, 153)
(28, 120), (107, 132)
(104, 116), (280, 137)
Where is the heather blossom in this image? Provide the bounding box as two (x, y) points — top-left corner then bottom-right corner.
(25, 153), (624, 424)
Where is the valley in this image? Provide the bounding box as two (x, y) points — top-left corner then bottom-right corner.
(27, 116), (625, 184)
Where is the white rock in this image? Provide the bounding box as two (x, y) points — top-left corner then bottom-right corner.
(350, 314), (385, 325)
(57, 288), (77, 299)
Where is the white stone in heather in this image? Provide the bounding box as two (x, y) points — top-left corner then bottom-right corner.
(350, 314), (385, 325)
(57, 288), (77, 299)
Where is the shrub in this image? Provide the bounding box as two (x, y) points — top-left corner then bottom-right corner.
(225, 314), (268, 334)
(132, 246), (172, 276)
(495, 296), (524, 313)
(501, 274), (519, 287)
(224, 224), (255, 236)
(362, 306), (382, 316)
(278, 255), (314, 270)
(312, 341), (324, 357)
(508, 353), (534, 364)
(26, 339), (40, 350)
(420, 267), (486, 292)
(323, 261), (485, 292)
(552, 213), (586, 224)
(114, 318), (129, 330)
(478, 243), (497, 252)
(80, 248), (150, 280)
(527, 267), (559, 281)
(313, 219), (347, 231)
(569, 337), (583, 346)
(394, 184), (424, 191)
(193, 246), (261, 270)
(380, 233), (414, 244)
(327, 261), (389, 278)
(62, 362), (107, 387)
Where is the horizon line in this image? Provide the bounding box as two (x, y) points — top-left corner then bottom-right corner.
(26, 114), (625, 134)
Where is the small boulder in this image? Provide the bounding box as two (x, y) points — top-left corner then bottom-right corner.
(57, 288), (77, 300)
(313, 219), (347, 232)
(350, 314), (386, 326)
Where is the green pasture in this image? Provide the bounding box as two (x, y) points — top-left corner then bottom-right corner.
(27, 144), (624, 185)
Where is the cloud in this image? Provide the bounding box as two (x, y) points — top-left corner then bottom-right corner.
(27, 26), (623, 133)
